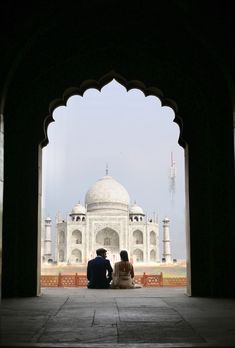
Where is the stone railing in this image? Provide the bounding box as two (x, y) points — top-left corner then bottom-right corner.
(163, 277), (187, 287)
(41, 272), (186, 288)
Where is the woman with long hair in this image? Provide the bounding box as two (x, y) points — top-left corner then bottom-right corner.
(111, 250), (140, 289)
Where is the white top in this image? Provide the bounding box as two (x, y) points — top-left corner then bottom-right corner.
(71, 203), (86, 215)
(129, 203), (144, 215)
(85, 175), (130, 212)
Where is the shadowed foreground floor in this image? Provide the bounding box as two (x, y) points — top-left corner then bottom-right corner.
(1, 287), (235, 347)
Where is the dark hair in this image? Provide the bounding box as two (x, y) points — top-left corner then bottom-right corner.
(120, 250), (129, 261)
(96, 248), (107, 256)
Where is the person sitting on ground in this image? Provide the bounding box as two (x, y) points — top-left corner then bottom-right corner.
(87, 248), (113, 289)
(111, 250), (141, 289)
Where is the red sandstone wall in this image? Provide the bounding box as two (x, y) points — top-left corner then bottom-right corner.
(163, 277), (187, 287)
(41, 274), (187, 288)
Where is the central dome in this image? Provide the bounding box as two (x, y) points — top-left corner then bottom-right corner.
(85, 175), (130, 212)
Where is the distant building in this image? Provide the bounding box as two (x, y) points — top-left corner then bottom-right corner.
(42, 174), (172, 265)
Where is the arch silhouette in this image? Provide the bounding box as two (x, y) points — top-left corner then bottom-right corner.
(2, 6), (234, 299)
(42, 72), (185, 149)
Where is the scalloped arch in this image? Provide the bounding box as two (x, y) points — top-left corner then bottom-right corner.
(72, 230), (82, 236)
(96, 227), (119, 237)
(42, 71), (185, 148)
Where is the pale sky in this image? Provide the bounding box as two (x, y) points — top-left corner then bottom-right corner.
(42, 80), (186, 259)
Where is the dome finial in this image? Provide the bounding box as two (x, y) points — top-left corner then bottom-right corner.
(105, 163), (109, 176)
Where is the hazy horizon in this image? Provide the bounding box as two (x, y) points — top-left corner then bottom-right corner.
(42, 80), (186, 260)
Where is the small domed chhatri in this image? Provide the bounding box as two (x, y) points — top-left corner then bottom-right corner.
(129, 203), (145, 215)
(42, 171), (172, 265)
(70, 203), (86, 215)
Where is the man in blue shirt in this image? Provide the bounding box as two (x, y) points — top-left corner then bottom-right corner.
(87, 248), (113, 289)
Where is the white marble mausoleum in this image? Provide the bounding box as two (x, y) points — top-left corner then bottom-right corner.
(42, 174), (172, 265)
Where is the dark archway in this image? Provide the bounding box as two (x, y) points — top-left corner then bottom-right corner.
(1, 2), (235, 298)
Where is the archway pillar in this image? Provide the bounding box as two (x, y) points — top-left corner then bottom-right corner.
(2, 124), (41, 297)
(185, 105), (235, 297)
(0, 114), (4, 299)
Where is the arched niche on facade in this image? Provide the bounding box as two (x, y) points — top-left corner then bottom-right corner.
(59, 231), (65, 244)
(59, 250), (64, 262)
(133, 230), (144, 245)
(150, 231), (156, 245)
(72, 230), (82, 244)
(96, 227), (119, 250)
(150, 249), (156, 262)
(71, 249), (82, 263)
(133, 249), (143, 263)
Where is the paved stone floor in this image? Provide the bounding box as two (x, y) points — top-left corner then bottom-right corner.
(1, 287), (235, 347)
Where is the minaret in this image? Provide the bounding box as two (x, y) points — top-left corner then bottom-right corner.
(162, 217), (172, 263)
(43, 217), (52, 262)
(169, 152), (176, 204)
